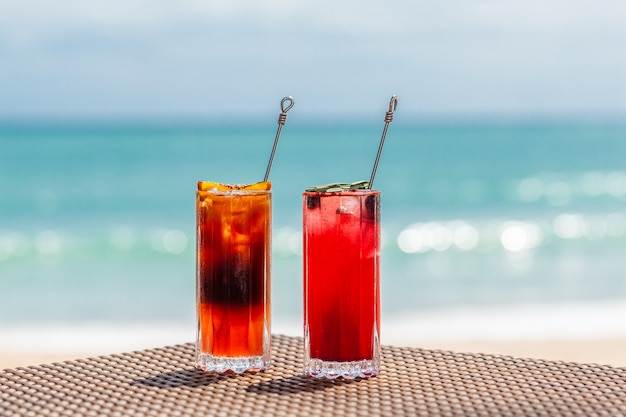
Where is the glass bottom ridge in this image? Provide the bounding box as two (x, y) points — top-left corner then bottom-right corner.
(196, 353), (270, 374)
(304, 358), (380, 379)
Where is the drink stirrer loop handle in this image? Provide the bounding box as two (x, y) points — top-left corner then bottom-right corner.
(368, 95), (398, 189)
(264, 96), (295, 182)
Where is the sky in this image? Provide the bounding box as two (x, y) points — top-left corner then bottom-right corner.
(0, 0), (625, 122)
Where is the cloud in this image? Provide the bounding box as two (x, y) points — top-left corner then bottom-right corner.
(2, 0), (622, 42)
(0, 0), (624, 120)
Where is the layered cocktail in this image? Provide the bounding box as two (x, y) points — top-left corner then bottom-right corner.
(303, 183), (381, 379)
(196, 181), (271, 373)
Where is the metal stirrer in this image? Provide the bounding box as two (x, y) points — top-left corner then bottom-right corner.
(368, 95), (398, 189)
(264, 96), (295, 182)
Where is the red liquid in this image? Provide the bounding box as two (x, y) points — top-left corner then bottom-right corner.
(197, 187), (271, 358)
(303, 191), (380, 362)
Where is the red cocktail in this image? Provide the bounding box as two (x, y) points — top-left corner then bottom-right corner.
(303, 187), (381, 378)
(196, 181), (271, 373)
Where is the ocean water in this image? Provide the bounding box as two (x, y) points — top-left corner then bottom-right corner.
(2, 120), (626, 351)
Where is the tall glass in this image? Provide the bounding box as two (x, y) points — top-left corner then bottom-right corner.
(196, 182), (272, 373)
(303, 189), (381, 379)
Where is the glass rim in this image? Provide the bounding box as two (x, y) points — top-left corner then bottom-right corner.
(197, 181), (272, 195)
(302, 189), (380, 196)
(198, 188), (272, 196)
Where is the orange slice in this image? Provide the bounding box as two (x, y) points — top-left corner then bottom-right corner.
(198, 181), (272, 191)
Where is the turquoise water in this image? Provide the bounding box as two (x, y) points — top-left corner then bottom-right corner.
(2, 121), (626, 333)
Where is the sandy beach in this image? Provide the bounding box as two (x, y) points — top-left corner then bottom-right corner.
(418, 338), (626, 368)
(3, 337), (626, 370)
(4, 303), (626, 370)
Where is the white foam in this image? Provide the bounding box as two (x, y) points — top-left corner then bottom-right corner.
(0, 319), (302, 355)
(383, 299), (626, 346)
(2, 301), (626, 355)
(0, 322), (193, 355)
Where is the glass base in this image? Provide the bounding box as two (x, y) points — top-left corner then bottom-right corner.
(196, 353), (270, 374)
(304, 358), (380, 379)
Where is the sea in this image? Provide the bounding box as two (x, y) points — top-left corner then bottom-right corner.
(2, 119), (626, 354)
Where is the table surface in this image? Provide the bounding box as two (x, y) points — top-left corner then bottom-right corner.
(1, 334), (626, 417)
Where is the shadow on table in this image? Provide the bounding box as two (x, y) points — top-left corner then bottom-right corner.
(132, 368), (360, 393)
(246, 375), (358, 395)
(132, 368), (236, 388)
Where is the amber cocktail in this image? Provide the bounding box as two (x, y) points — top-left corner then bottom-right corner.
(196, 181), (271, 373)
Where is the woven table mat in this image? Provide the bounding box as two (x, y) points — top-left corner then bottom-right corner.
(2, 334), (626, 417)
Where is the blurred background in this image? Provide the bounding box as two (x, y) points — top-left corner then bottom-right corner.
(1, 0), (626, 367)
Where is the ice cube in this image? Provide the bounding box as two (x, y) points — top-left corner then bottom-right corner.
(336, 197), (359, 215)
